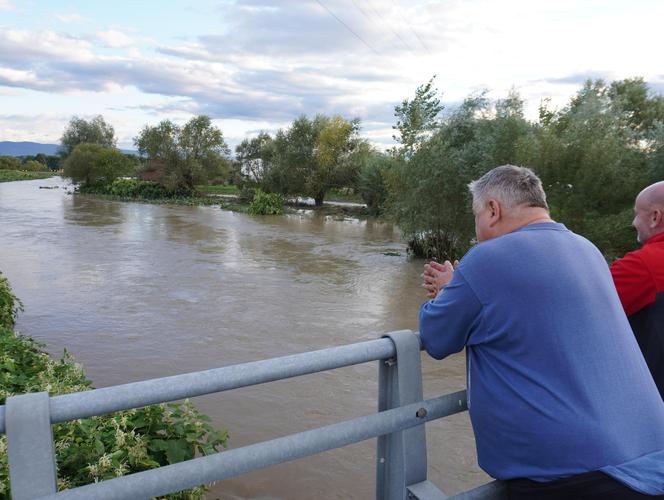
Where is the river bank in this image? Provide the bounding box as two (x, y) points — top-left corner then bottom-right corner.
(0, 169), (57, 182)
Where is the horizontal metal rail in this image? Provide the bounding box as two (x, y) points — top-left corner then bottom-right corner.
(0, 337), (397, 433)
(35, 391), (468, 500)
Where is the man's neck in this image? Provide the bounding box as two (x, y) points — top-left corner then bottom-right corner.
(508, 209), (554, 233)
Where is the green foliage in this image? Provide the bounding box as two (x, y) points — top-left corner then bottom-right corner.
(63, 144), (135, 187)
(0, 274), (228, 499)
(0, 170), (55, 182)
(60, 115), (116, 158)
(391, 91), (534, 260)
(0, 272), (23, 329)
(107, 178), (170, 199)
(0, 157), (21, 170)
(392, 76), (443, 160)
(357, 152), (394, 216)
(392, 77), (664, 260)
(21, 159), (49, 172)
(235, 132), (276, 191)
(248, 189), (284, 215)
(134, 116), (232, 192)
(266, 115), (368, 205)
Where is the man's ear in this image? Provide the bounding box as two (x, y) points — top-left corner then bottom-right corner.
(488, 199), (501, 227)
(651, 208), (663, 228)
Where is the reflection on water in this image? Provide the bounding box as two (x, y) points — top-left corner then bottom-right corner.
(0, 177), (488, 499)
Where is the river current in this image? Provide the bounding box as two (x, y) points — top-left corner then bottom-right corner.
(0, 177), (488, 499)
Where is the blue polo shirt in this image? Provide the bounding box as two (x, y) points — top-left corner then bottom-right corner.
(419, 223), (664, 494)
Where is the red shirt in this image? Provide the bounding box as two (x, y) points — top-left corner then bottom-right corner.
(610, 231), (664, 316)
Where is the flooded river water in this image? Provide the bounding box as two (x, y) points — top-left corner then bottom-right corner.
(0, 177), (489, 499)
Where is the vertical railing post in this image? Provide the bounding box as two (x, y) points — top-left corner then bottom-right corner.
(6, 392), (58, 500)
(376, 330), (428, 500)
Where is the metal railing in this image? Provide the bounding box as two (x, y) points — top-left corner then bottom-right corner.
(1, 330), (506, 500)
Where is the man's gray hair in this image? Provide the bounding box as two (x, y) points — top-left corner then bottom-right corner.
(468, 165), (548, 212)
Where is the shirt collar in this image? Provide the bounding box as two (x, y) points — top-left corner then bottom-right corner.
(644, 231), (664, 245)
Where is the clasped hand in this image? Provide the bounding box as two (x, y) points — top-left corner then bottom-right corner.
(421, 260), (459, 298)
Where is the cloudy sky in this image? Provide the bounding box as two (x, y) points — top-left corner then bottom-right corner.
(1, 0), (664, 151)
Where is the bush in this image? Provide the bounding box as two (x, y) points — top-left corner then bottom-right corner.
(64, 144), (135, 187)
(0, 275), (228, 499)
(21, 160), (49, 172)
(110, 178), (168, 199)
(0, 272), (23, 329)
(248, 189), (284, 215)
(0, 157), (21, 170)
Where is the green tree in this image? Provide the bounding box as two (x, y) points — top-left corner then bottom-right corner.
(531, 79), (656, 258)
(271, 115), (324, 196)
(0, 157), (21, 170)
(60, 115), (116, 157)
(391, 90), (535, 260)
(309, 116), (367, 205)
(357, 151), (394, 216)
(270, 115), (367, 205)
(392, 76), (443, 159)
(21, 159), (49, 172)
(134, 116), (231, 192)
(63, 144), (134, 187)
(235, 132), (276, 189)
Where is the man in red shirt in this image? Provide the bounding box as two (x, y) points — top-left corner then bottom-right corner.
(611, 181), (664, 399)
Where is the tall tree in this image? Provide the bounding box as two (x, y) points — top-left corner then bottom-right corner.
(392, 76), (443, 159)
(134, 116), (231, 192)
(60, 115), (116, 157)
(235, 132), (275, 187)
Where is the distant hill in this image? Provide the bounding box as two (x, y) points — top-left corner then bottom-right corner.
(0, 141), (137, 156)
(0, 141), (60, 156)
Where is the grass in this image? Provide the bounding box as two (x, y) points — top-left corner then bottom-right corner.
(196, 184), (240, 196)
(0, 170), (57, 183)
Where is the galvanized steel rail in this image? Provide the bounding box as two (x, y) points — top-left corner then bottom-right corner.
(1, 330), (506, 500)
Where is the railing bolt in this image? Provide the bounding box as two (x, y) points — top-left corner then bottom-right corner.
(384, 358), (396, 367)
(416, 407), (427, 419)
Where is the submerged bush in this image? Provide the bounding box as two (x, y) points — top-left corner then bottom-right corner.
(248, 189), (284, 215)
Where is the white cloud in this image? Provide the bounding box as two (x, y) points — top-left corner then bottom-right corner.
(0, 28), (94, 64)
(0, 0), (14, 11)
(96, 30), (134, 49)
(2, 1), (664, 147)
(55, 13), (85, 23)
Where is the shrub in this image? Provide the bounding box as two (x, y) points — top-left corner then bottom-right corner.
(0, 272), (23, 329)
(0, 276), (228, 499)
(21, 160), (49, 172)
(248, 189), (284, 215)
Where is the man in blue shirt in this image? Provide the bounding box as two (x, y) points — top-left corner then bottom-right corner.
(420, 165), (664, 499)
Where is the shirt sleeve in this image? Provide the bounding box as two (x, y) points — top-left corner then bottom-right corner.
(610, 251), (656, 316)
(418, 269), (483, 360)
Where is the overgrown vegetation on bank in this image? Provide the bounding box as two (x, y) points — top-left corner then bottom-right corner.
(0, 170), (57, 183)
(384, 77), (664, 261)
(0, 272), (228, 499)
(0, 154), (60, 173)
(56, 76), (664, 259)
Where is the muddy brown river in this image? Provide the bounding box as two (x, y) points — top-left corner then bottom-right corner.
(0, 177), (489, 499)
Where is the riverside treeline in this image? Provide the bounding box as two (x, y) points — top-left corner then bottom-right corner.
(26, 76), (664, 261)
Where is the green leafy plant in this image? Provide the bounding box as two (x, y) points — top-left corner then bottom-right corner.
(248, 189), (284, 215)
(0, 275), (228, 499)
(0, 272), (23, 329)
